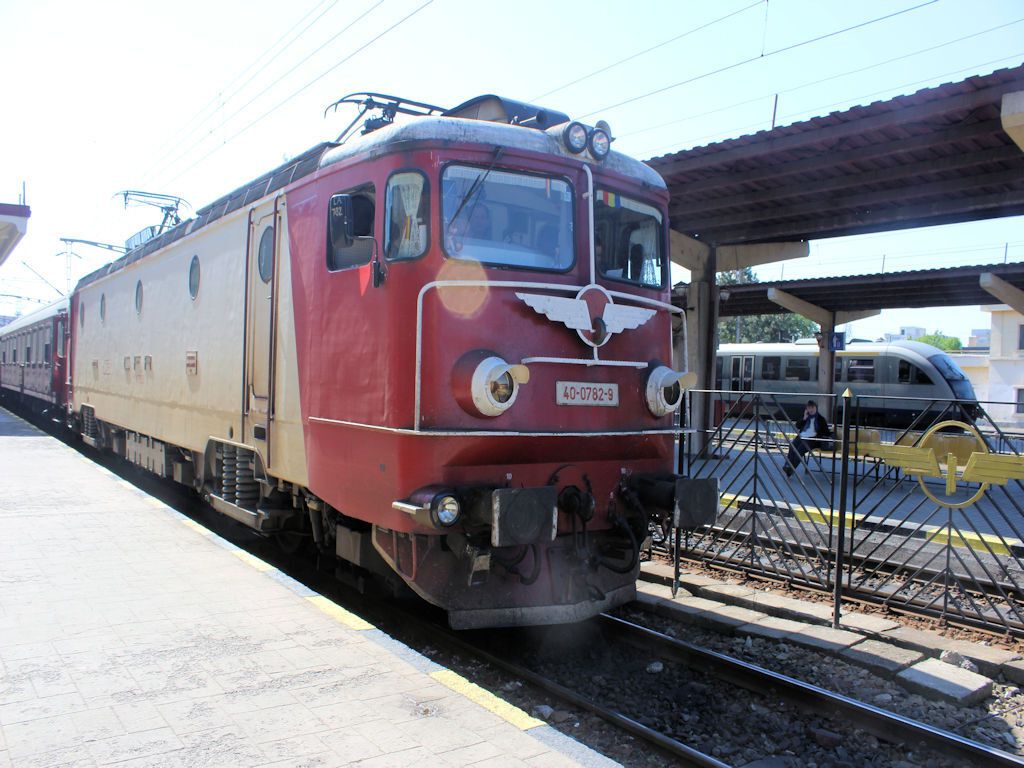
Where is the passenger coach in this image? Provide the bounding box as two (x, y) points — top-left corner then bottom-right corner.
(716, 340), (978, 427)
(0, 299), (69, 418)
(65, 94), (715, 629)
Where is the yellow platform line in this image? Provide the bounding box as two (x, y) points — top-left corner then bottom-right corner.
(231, 549), (275, 572)
(720, 491), (1020, 556)
(305, 595), (374, 631)
(430, 669), (544, 730)
(180, 518), (212, 536)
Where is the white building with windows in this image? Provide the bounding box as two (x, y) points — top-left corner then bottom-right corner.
(951, 305), (1024, 426)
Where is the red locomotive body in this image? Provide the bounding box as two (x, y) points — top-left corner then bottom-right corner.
(48, 95), (715, 629)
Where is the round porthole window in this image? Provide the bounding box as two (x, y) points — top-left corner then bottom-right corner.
(135, 280), (143, 315)
(189, 255), (200, 300)
(100, 294), (106, 323)
(258, 226), (274, 283)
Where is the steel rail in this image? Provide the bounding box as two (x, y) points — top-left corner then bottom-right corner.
(392, 610), (729, 768)
(599, 613), (1024, 768)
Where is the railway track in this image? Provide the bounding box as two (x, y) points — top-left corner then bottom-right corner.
(600, 613), (1024, 768)
(381, 598), (1024, 767)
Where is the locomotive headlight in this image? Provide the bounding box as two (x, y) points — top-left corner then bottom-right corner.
(490, 371), (515, 404)
(431, 493), (461, 527)
(563, 121), (588, 154)
(460, 355), (530, 417)
(588, 128), (611, 159)
(645, 365), (694, 417)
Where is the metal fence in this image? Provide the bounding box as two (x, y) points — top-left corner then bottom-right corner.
(673, 389), (1024, 636)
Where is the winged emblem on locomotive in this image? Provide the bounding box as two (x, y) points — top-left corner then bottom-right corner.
(516, 287), (656, 347)
(861, 421), (1024, 508)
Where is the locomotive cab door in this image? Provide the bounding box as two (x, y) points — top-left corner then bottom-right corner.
(243, 199), (281, 465)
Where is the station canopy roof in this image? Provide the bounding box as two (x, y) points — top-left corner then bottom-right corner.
(0, 203), (30, 270)
(646, 64), (1024, 247)
(717, 261), (1024, 317)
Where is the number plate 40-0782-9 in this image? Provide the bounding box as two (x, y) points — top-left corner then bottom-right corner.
(555, 381), (619, 407)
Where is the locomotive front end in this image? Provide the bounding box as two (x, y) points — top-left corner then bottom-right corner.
(293, 96), (717, 629)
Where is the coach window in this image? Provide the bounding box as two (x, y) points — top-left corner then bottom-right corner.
(25, 343), (31, 365)
(761, 356), (781, 381)
(715, 357), (723, 389)
(385, 172), (428, 260)
(327, 184), (375, 271)
(784, 358), (811, 381)
(189, 255), (201, 299)
(1018, 324), (1024, 351)
(258, 227), (274, 283)
(100, 294), (106, 324)
(79, 301), (85, 328)
(135, 281), (144, 315)
(846, 357), (875, 383)
(1017, 389), (1024, 415)
(44, 342), (51, 365)
(898, 360), (932, 385)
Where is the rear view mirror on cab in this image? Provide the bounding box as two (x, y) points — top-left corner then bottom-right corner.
(329, 194), (355, 249)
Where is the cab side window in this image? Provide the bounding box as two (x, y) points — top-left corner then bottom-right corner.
(327, 183), (375, 271)
(385, 172), (429, 260)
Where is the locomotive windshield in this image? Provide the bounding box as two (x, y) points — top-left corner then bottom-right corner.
(595, 189), (664, 288)
(442, 165), (574, 270)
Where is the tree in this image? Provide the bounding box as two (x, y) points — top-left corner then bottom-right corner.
(915, 332), (962, 351)
(717, 269), (818, 344)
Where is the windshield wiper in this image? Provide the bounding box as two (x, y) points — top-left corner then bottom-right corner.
(447, 147), (505, 233)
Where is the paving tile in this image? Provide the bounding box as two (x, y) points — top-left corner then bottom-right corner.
(738, 616), (808, 640)
(841, 639), (924, 676)
(0, 692), (88, 726)
(1003, 659), (1024, 685)
(839, 612), (901, 635)
(786, 624), (865, 654)
(897, 658), (993, 705)
(942, 639), (1021, 678)
(704, 604), (769, 631)
(881, 625), (956, 655)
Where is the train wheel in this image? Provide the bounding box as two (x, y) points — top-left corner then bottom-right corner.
(274, 516), (312, 556)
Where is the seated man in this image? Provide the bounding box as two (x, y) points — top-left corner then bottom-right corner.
(784, 400), (832, 477)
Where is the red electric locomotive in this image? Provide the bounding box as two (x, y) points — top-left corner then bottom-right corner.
(64, 93), (717, 629)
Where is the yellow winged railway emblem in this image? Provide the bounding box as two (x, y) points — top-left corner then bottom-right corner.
(862, 420), (1024, 509)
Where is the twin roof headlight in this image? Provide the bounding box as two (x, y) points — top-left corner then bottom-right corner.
(562, 121), (611, 160)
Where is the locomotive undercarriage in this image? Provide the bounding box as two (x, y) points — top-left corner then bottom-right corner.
(71, 411), (717, 629)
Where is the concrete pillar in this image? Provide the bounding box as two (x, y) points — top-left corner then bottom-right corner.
(686, 246), (717, 455)
(818, 313), (836, 404)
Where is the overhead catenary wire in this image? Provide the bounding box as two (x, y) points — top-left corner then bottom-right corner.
(618, 15), (1024, 145)
(577, 0), (939, 119)
(530, 0), (764, 103)
(148, 0), (385, 188)
(141, 0), (341, 184)
(159, 0), (434, 188)
(630, 49), (1024, 159)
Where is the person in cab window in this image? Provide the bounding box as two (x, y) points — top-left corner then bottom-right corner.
(783, 400), (832, 477)
(536, 225), (559, 258)
(467, 204), (492, 240)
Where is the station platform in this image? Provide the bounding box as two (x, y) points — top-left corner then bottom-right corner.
(0, 408), (614, 768)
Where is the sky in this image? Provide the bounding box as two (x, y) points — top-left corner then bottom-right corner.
(0, 0), (1021, 343)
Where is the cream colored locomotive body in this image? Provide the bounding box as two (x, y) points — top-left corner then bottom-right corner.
(71, 194), (308, 489)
